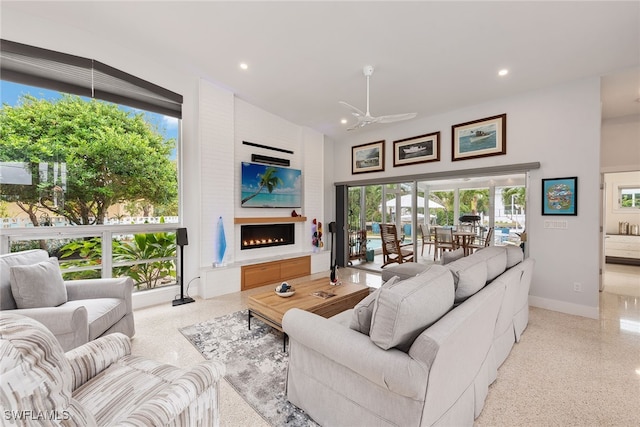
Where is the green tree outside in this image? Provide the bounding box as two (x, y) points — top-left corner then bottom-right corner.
(0, 94), (178, 226)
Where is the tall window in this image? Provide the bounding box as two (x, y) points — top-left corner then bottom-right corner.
(0, 40), (182, 291)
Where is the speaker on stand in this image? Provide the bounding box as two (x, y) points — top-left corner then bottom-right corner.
(173, 228), (195, 306)
(328, 222), (338, 284)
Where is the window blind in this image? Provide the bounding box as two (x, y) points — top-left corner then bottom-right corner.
(1, 39), (183, 118)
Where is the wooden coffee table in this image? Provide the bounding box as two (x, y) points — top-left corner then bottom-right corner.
(247, 277), (369, 345)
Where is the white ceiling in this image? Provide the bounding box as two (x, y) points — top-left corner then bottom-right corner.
(3, 1), (639, 140)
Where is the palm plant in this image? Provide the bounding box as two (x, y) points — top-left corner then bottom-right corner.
(113, 232), (176, 290)
(241, 167), (283, 205)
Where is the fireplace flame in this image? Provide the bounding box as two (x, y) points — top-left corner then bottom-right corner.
(242, 237), (285, 247)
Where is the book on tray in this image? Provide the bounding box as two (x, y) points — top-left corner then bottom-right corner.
(311, 290), (336, 299)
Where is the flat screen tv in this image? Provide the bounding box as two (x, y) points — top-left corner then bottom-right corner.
(241, 162), (302, 208)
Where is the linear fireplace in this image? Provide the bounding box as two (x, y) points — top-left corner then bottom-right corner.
(241, 223), (295, 250)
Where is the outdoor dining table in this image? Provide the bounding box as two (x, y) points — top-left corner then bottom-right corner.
(453, 231), (477, 256)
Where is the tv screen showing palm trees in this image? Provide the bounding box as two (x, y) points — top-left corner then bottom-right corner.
(241, 162), (302, 208)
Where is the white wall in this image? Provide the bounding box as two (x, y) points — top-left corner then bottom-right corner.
(2, 8), (607, 317)
(333, 78), (602, 318)
(601, 115), (640, 234)
(601, 115), (640, 172)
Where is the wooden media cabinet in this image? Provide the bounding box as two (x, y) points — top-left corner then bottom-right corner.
(241, 255), (311, 290)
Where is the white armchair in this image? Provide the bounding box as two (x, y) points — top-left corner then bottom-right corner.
(0, 249), (135, 351)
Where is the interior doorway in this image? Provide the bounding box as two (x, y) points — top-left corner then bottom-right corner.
(601, 171), (640, 297)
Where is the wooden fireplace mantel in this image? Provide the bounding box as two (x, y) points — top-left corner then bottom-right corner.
(234, 216), (307, 224)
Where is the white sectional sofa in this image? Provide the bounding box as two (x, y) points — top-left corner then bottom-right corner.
(283, 245), (534, 426)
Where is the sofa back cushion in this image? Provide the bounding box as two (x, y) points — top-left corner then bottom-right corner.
(505, 245), (524, 268)
(0, 249), (49, 310)
(369, 265), (454, 352)
(471, 246), (508, 282)
(445, 256), (489, 303)
(0, 313), (74, 414)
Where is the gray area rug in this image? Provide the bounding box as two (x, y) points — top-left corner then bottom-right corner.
(179, 310), (318, 426)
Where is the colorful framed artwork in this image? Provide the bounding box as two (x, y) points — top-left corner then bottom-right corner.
(542, 177), (578, 216)
(451, 113), (506, 161)
(393, 132), (440, 167)
(352, 140), (385, 174)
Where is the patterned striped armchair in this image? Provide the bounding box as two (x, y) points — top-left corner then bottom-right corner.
(0, 313), (225, 426)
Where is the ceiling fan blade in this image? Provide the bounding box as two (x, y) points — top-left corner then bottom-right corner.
(339, 66), (417, 131)
(346, 120), (367, 131)
(376, 112), (417, 124)
(339, 101), (365, 118)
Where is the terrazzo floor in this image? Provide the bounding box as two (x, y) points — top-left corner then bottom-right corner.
(131, 264), (640, 427)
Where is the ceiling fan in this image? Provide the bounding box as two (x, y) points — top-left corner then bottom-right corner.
(340, 65), (417, 130)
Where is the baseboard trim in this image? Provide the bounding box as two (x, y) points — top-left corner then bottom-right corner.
(528, 295), (598, 319)
(133, 284), (198, 310)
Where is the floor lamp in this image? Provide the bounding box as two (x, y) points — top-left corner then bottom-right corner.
(173, 228), (195, 306)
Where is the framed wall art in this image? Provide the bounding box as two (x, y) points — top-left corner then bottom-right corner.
(452, 113), (506, 161)
(352, 140), (385, 174)
(542, 176), (578, 216)
(393, 132), (440, 167)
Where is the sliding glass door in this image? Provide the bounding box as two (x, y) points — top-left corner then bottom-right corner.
(340, 173), (528, 269)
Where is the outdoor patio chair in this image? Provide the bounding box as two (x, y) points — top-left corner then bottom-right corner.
(469, 227), (494, 253)
(434, 227), (457, 260)
(380, 223), (414, 267)
(419, 223), (435, 256)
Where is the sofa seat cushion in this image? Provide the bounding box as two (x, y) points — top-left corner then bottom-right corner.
(370, 265), (454, 352)
(9, 257), (68, 309)
(64, 298), (127, 340)
(72, 354), (185, 426)
(381, 262), (429, 282)
(472, 246), (508, 281)
(445, 256), (489, 303)
(0, 249), (49, 310)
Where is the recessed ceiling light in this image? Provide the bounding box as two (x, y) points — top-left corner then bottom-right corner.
(498, 69), (509, 77)
(239, 63), (249, 70)
(341, 118), (348, 124)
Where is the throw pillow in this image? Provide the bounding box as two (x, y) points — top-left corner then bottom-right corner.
(369, 265), (454, 352)
(441, 248), (464, 265)
(10, 258), (68, 309)
(350, 276), (399, 335)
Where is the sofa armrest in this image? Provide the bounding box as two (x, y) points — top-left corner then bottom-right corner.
(65, 332), (132, 390)
(283, 308), (428, 399)
(10, 305), (89, 345)
(65, 276), (133, 311)
(119, 361), (225, 427)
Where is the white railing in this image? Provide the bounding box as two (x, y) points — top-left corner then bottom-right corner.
(1, 216), (179, 228)
(0, 223), (181, 291)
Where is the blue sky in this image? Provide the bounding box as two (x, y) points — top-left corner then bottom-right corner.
(0, 80), (179, 143)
